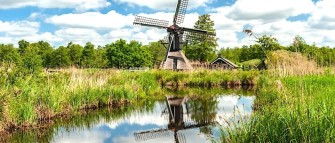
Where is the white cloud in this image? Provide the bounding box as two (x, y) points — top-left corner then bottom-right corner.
(47, 11), (134, 30)
(0, 0), (111, 11)
(308, 0), (335, 29)
(113, 0), (211, 11)
(0, 0), (35, 9)
(0, 20), (39, 36)
(53, 128), (111, 143)
(226, 0), (314, 22)
(54, 28), (105, 45)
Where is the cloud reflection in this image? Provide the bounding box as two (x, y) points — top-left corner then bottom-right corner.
(52, 95), (255, 143)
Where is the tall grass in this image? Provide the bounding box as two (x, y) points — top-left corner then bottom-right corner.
(154, 69), (259, 87)
(0, 67), (259, 131)
(0, 68), (163, 130)
(267, 50), (324, 76)
(221, 74), (335, 142)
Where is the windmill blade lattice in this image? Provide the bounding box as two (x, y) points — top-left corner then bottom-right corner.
(134, 128), (170, 142)
(183, 31), (215, 42)
(177, 132), (187, 143)
(134, 15), (169, 29)
(174, 0), (189, 25)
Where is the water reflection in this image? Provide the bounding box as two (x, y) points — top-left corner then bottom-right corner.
(6, 88), (255, 143)
(134, 96), (217, 143)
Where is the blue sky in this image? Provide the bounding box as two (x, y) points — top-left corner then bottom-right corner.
(0, 0), (334, 48)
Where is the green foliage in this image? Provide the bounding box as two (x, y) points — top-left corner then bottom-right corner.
(222, 75), (335, 142)
(51, 46), (71, 68)
(81, 42), (96, 68)
(18, 40), (30, 54)
(67, 42), (83, 67)
(20, 45), (43, 75)
(33, 41), (54, 68)
(106, 39), (153, 68)
(185, 14), (217, 62)
(2, 35), (335, 70)
(0, 44), (21, 65)
(94, 46), (108, 68)
(146, 42), (166, 68)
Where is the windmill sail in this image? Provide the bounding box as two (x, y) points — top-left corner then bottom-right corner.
(173, 0), (189, 25)
(133, 15), (169, 29)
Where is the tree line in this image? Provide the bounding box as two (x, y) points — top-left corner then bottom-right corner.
(0, 39), (168, 71)
(220, 35), (335, 68)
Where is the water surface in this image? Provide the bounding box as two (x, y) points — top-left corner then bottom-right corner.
(8, 88), (255, 143)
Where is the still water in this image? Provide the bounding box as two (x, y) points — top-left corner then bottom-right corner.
(9, 88), (255, 143)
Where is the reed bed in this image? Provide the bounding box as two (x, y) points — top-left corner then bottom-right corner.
(267, 50), (324, 76)
(0, 67), (259, 132)
(221, 74), (335, 142)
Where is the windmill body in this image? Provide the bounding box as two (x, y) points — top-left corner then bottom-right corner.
(133, 0), (215, 70)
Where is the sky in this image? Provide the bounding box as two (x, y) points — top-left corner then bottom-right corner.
(0, 0), (334, 48)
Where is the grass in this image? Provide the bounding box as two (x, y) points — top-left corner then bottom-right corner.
(154, 69), (259, 87)
(221, 74), (335, 142)
(0, 67), (259, 132)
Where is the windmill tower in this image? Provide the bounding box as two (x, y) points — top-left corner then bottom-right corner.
(133, 0), (216, 70)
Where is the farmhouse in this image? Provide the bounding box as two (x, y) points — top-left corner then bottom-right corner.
(210, 54), (238, 70)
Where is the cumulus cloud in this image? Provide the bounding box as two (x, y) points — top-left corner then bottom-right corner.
(308, 0), (335, 29)
(113, 0), (211, 11)
(46, 11), (134, 30)
(0, 21), (39, 36)
(0, 0), (111, 11)
(226, 0), (314, 22)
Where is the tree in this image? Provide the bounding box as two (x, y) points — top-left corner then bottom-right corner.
(146, 42), (166, 68)
(106, 39), (153, 69)
(67, 42), (83, 67)
(31, 41), (54, 68)
(106, 39), (127, 68)
(18, 40), (30, 54)
(255, 35), (282, 60)
(20, 45), (43, 74)
(81, 42), (96, 68)
(219, 47), (241, 63)
(51, 46), (71, 68)
(288, 35), (308, 53)
(94, 46), (108, 68)
(129, 40), (153, 68)
(0, 44), (21, 65)
(185, 14), (218, 63)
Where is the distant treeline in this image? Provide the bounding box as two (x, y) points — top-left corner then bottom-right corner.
(1, 36), (335, 73)
(220, 36), (335, 67)
(0, 39), (166, 72)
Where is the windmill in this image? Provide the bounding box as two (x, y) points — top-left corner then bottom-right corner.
(133, 0), (216, 70)
(134, 96), (216, 143)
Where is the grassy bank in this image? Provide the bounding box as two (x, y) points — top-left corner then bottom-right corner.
(221, 74), (335, 142)
(0, 67), (259, 132)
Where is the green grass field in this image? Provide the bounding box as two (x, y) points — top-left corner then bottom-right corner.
(221, 74), (335, 142)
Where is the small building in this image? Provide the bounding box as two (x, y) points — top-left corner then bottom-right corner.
(210, 54), (238, 70)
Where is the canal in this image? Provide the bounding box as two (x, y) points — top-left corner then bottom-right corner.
(7, 88), (255, 143)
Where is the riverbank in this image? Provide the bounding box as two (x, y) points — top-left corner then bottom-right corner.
(221, 74), (335, 142)
(0, 68), (259, 133)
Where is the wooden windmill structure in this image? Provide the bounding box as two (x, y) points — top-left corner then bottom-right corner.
(134, 96), (215, 143)
(133, 0), (216, 70)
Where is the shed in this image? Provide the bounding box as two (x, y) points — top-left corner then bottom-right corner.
(210, 54), (238, 70)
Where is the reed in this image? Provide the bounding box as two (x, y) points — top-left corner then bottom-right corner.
(221, 74), (335, 142)
(0, 67), (259, 132)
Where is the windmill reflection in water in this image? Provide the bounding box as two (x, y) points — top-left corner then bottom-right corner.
(134, 96), (216, 143)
